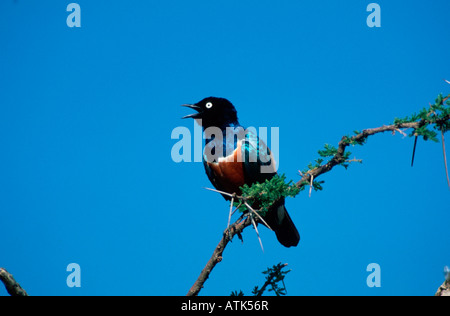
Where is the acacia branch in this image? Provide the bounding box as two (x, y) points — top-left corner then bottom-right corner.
(187, 97), (449, 296)
(186, 215), (252, 296)
(0, 268), (28, 296)
(295, 118), (448, 189)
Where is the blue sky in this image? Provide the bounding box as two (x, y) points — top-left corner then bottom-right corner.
(0, 0), (449, 296)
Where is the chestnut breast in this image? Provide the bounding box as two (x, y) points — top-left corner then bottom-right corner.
(206, 140), (246, 195)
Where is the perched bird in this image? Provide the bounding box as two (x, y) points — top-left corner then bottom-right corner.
(182, 97), (300, 247)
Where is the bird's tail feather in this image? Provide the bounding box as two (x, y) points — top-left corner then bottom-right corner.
(264, 199), (300, 248)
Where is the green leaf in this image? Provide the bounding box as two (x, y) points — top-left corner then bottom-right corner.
(318, 144), (338, 158)
(239, 174), (301, 216)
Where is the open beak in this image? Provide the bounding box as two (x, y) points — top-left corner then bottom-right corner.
(181, 104), (203, 119)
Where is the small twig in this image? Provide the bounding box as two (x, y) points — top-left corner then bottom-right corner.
(281, 278), (288, 295)
(231, 202), (242, 217)
(309, 174), (314, 198)
(254, 263), (289, 296)
(0, 268), (28, 296)
(346, 158), (363, 164)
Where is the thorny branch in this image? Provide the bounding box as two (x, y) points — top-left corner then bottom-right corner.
(295, 117), (449, 191)
(187, 95), (450, 296)
(2, 95), (449, 297)
(186, 214), (252, 296)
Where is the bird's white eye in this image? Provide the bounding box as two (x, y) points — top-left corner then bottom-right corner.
(205, 102), (213, 109)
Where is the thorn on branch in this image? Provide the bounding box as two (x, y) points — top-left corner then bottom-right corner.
(204, 186), (272, 252)
(394, 128), (408, 137)
(411, 136), (419, 167)
(250, 215), (264, 252)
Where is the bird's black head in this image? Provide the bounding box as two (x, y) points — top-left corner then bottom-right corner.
(182, 97), (239, 130)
